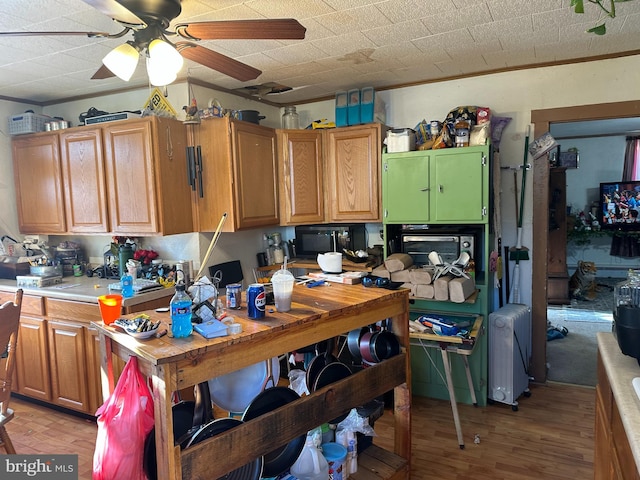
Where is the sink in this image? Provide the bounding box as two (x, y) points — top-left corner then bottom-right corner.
(633, 377), (640, 401)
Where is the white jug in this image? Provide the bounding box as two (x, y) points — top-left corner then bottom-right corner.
(317, 252), (342, 273)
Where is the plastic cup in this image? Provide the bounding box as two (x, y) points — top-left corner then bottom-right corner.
(271, 269), (295, 312)
(98, 294), (123, 325)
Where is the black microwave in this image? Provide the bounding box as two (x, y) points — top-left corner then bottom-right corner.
(294, 224), (367, 259)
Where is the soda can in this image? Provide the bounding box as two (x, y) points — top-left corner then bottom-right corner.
(247, 283), (266, 319)
(226, 283), (242, 310)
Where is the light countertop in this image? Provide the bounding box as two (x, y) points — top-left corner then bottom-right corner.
(597, 332), (640, 473)
(0, 275), (174, 306)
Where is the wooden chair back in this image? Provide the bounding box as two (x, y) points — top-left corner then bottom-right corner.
(0, 289), (22, 415)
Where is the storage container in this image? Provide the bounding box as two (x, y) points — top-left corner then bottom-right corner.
(386, 128), (416, 152)
(360, 87), (386, 124)
(8, 112), (51, 135)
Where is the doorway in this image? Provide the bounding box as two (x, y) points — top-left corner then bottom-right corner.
(530, 100), (640, 383)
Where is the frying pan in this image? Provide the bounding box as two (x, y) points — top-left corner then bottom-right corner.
(242, 386), (305, 478)
(347, 327), (368, 361)
(305, 337), (338, 392)
(209, 357), (280, 414)
(358, 331), (378, 364)
(144, 400), (196, 480)
(183, 418), (263, 480)
(312, 361), (352, 424)
(369, 330), (400, 362)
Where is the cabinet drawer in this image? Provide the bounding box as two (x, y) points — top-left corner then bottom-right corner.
(46, 298), (102, 323)
(0, 290), (44, 316)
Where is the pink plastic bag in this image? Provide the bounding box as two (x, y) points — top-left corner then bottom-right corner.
(93, 356), (155, 480)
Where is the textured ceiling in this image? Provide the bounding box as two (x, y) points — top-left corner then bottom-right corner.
(1, 0), (640, 106)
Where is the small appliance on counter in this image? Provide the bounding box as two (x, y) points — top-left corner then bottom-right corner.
(614, 270), (640, 365)
(294, 224), (366, 259)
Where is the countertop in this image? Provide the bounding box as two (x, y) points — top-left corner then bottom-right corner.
(0, 275), (174, 306)
(597, 332), (640, 473)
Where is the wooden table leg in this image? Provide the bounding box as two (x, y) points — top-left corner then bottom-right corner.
(440, 347), (465, 449)
(151, 364), (181, 480)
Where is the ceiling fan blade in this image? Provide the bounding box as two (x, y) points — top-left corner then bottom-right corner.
(82, 0), (146, 27)
(176, 43), (261, 82)
(0, 30), (113, 38)
(174, 19), (306, 40)
(91, 64), (116, 80)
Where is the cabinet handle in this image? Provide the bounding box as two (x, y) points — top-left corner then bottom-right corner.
(166, 126), (173, 159)
(196, 146), (204, 198)
(420, 187), (430, 192)
(439, 184), (443, 193)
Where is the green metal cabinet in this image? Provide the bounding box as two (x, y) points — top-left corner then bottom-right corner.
(382, 145), (489, 224)
(431, 145), (489, 223)
(382, 144), (493, 406)
(383, 151), (430, 223)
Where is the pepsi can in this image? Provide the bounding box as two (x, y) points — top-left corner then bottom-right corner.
(247, 283), (266, 319)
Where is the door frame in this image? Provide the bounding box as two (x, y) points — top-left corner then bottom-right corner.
(530, 100), (640, 383)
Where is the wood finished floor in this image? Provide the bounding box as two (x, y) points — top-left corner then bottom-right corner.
(5, 381), (595, 480)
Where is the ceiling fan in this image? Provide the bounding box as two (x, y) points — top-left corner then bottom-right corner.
(0, 0), (306, 84)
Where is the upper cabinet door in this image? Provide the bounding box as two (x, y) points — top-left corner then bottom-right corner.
(231, 121), (280, 229)
(383, 151), (430, 223)
(277, 129), (325, 225)
(102, 120), (158, 234)
(325, 124), (382, 222)
(59, 128), (109, 233)
(431, 146), (489, 223)
(12, 134), (66, 233)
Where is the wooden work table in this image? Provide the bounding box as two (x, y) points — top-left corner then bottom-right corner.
(94, 283), (411, 480)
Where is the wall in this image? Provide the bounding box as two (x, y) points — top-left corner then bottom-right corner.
(2, 55), (640, 301)
(295, 55), (640, 306)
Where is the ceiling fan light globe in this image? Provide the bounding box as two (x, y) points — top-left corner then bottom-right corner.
(102, 42), (139, 81)
(146, 56), (178, 86)
(148, 39), (184, 73)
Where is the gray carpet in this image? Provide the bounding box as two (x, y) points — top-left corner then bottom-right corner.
(546, 278), (620, 386)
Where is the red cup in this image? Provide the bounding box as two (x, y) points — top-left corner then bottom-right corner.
(98, 294), (123, 325)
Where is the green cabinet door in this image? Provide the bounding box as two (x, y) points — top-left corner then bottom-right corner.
(383, 151), (430, 223)
(431, 146), (489, 223)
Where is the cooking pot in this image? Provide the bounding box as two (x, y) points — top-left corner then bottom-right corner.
(236, 110), (266, 124)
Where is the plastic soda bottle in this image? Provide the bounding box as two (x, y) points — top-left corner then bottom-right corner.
(170, 282), (193, 338)
(120, 272), (134, 298)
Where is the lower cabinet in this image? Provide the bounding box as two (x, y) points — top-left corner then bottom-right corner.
(0, 289), (171, 416)
(47, 319), (89, 412)
(595, 352), (640, 480)
(15, 315), (51, 402)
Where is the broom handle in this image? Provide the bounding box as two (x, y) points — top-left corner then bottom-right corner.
(195, 213), (227, 281)
(518, 125), (531, 230)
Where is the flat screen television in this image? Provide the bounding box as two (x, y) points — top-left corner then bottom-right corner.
(600, 181), (640, 230)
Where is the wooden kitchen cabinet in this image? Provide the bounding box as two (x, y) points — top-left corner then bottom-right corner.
(192, 117), (279, 231)
(103, 117), (192, 235)
(594, 352), (640, 480)
(47, 319), (89, 412)
(277, 123), (384, 225)
(12, 134), (66, 234)
(59, 127), (109, 233)
(15, 315), (51, 402)
(277, 129), (325, 224)
(12, 117), (193, 235)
